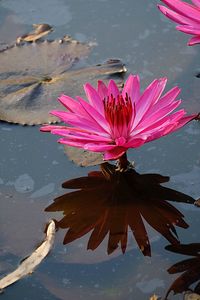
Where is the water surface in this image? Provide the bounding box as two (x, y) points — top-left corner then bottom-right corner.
(0, 0), (200, 299)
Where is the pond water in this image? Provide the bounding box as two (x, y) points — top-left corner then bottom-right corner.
(0, 0), (200, 299)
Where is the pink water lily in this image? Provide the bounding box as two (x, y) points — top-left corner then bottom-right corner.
(158, 0), (200, 45)
(40, 74), (196, 160)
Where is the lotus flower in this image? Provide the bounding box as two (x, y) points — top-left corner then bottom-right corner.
(158, 0), (200, 45)
(41, 74), (196, 160)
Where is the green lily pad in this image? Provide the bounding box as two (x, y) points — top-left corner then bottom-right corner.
(0, 35), (126, 125)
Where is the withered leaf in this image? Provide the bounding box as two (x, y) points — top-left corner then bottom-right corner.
(0, 37), (126, 125)
(16, 23), (53, 43)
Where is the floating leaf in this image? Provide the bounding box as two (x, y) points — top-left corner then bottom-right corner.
(64, 147), (104, 167)
(0, 36), (126, 125)
(0, 220), (55, 291)
(16, 24), (53, 43)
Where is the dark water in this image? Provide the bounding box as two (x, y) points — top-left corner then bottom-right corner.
(0, 0), (200, 299)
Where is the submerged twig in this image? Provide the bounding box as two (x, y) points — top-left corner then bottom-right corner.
(0, 220), (55, 291)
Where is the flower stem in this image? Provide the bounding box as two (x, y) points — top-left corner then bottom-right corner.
(118, 152), (129, 171)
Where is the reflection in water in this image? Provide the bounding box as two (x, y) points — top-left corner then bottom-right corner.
(45, 163), (195, 257)
(165, 243), (200, 299)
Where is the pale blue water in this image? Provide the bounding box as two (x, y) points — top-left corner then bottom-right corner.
(0, 1), (200, 299)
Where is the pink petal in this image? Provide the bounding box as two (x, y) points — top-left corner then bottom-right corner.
(153, 86), (180, 107)
(108, 80), (120, 99)
(142, 86), (181, 119)
(175, 114), (197, 129)
(191, 0), (200, 7)
(51, 128), (111, 143)
(188, 34), (200, 44)
(146, 123), (178, 142)
(40, 125), (66, 132)
(58, 139), (115, 151)
(50, 110), (108, 134)
(58, 94), (87, 116)
(122, 74), (140, 105)
(144, 110), (187, 141)
(98, 80), (108, 99)
(58, 138), (88, 148)
(84, 83), (104, 114)
(104, 147), (126, 160)
(135, 110), (186, 138)
(158, 4), (199, 25)
(124, 137), (147, 148)
(133, 78), (167, 128)
(136, 100), (182, 132)
(149, 77), (168, 105)
(84, 143), (116, 152)
(76, 96), (110, 133)
(115, 137), (126, 146)
(161, 0), (200, 22)
(176, 24), (200, 35)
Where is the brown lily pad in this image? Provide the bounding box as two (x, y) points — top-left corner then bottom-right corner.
(0, 36), (126, 125)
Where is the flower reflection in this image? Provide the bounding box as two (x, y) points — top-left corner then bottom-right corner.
(165, 243), (200, 299)
(45, 163), (195, 256)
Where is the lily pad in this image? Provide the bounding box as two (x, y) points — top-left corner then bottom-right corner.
(64, 147), (104, 167)
(0, 37), (126, 125)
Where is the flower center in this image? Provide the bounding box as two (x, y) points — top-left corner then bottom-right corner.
(103, 93), (134, 141)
